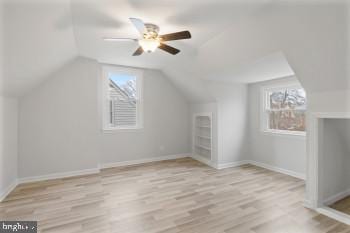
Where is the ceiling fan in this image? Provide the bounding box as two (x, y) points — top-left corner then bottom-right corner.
(103, 18), (191, 56)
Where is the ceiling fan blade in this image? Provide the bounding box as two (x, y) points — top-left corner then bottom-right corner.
(159, 31), (191, 41)
(103, 37), (137, 42)
(158, 43), (180, 55)
(132, 47), (144, 56)
(129, 18), (146, 35)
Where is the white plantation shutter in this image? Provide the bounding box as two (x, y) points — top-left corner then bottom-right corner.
(109, 98), (137, 127)
(108, 82), (137, 127)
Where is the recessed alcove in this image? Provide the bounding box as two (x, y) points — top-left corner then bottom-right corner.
(322, 119), (350, 208)
(306, 113), (350, 225)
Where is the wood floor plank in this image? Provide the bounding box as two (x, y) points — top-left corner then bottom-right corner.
(331, 196), (350, 215)
(1, 158), (350, 233)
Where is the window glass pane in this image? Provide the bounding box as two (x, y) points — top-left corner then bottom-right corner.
(266, 86), (306, 132)
(268, 110), (306, 131)
(108, 73), (137, 127)
(269, 88), (306, 110)
(109, 73), (137, 100)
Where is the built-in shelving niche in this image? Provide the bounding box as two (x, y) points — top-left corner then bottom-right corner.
(308, 115), (350, 225)
(193, 113), (212, 163)
(321, 119), (350, 220)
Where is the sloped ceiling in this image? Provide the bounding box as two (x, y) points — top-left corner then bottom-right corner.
(2, 0), (350, 102)
(2, 0), (78, 97)
(70, 0), (272, 66)
(69, 0), (277, 102)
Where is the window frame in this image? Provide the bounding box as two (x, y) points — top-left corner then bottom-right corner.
(102, 65), (144, 131)
(261, 81), (306, 137)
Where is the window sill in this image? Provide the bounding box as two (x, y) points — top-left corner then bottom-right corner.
(261, 129), (306, 138)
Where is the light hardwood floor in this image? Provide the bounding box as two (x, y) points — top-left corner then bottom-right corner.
(1, 158), (350, 233)
(330, 196), (350, 216)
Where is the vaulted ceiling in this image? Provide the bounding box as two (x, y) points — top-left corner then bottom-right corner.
(2, 0), (350, 102)
(2, 0), (77, 97)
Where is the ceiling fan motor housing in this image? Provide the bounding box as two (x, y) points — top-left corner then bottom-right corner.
(144, 23), (160, 39)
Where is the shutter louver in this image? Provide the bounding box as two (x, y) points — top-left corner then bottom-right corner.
(108, 76), (137, 128)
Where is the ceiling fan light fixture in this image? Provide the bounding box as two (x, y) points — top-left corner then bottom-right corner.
(103, 18), (191, 56)
(138, 38), (160, 53)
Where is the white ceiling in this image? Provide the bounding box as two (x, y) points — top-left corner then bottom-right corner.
(2, 0), (78, 96)
(69, 0), (297, 102)
(2, 0), (349, 102)
(70, 0), (273, 67)
(202, 51), (294, 83)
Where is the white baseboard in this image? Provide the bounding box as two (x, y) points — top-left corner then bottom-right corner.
(216, 161), (249, 169)
(18, 168), (100, 184)
(303, 199), (315, 209)
(191, 154), (216, 168)
(324, 189), (350, 206)
(0, 179), (18, 202)
(317, 206), (350, 225)
(191, 155), (248, 170)
(247, 160), (306, 180)
(99, 154), (191, 169)
(190, 156), (305, 180)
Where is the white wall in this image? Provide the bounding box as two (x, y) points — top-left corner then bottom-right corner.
(19, 57), (190, 178)
(0, 0), (3, 95)
(191, 82), (249, 166)
(308, 90), (350, 113)
(248, 77), (306, 177)
(207, 82), (249, 165)
(0, 2), (18, 199)
(99, 69), (191, 164)
(0, 96), (18, 199)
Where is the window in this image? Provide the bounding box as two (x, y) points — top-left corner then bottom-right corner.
(102, 66), (143, 130)
(262, 83), (306, 136)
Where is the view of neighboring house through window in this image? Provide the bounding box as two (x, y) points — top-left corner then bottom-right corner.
(102, 66), (143, 130)
(262, 83), (306, 135)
